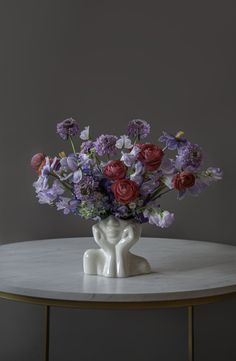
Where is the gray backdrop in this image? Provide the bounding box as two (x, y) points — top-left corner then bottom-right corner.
(1, 1), (236, 361)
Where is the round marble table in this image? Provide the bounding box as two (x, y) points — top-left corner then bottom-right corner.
(0, 237), (236, 361)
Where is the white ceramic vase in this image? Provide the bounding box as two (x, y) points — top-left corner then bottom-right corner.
(83, 215), (151, 278)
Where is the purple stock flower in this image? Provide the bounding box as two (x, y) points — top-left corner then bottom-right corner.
(74, 176), (99, 201)
(57, 118), (79, 140)
(159, 131), (187, 150)
(175, 143), (203, 171)
(94, 134), (118, 157)
(128, 119), (150, 139)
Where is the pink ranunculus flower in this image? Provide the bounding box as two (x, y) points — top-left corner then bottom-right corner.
(103, 160), (127, 181)
(137, 144), (164, 171)
(111, 179), (139, 204)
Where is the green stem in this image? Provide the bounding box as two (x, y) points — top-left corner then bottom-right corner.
(152, 188), (174, 200)
(50, 172), (73, 192)
(69, 136), (76, 154)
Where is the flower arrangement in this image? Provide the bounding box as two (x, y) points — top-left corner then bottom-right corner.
(31, 118), (222, 228)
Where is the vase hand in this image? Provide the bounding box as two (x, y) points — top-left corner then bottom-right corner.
(92, 224), (113, 253)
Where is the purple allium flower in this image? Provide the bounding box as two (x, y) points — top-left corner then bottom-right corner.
(37, 180), (64, 205)
(121, 145), (141, 167)
(144, 209), (175, 228)
(74, 176), (99, 201)
(159, 131), (187, 150)
(80, 140), (95, 154)
(56, 197), (79, 215)
(127, 119), (150, 139)
(175, 143), (203, 171)
(94, 134), (118, 157)
(57, 118), (79, 140)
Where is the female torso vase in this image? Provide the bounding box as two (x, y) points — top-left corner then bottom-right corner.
(83, 215), (151, 278)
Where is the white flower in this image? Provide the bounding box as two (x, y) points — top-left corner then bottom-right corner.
(115, 135), (133, 149)
(80, 126), (90, 140)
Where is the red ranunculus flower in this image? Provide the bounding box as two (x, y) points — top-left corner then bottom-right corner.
(103, 160), (127, 180)
(111, 179), (139, 204)
(172, 172), (195, 191)
(31, 153), (46, 174)
(137, 144), (164, 171)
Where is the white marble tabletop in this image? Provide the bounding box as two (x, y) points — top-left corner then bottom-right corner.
(0, 237), (236, 303)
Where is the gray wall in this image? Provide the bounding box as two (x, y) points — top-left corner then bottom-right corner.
(1, 0), (235, 245)
(1, 1), (236, 361)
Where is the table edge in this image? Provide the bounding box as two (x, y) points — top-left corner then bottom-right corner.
(1, 290), (236, 309)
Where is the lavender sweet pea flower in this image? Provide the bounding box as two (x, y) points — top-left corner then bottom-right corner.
(56, 197), (79, 215)
(94, 134), (118, 157)
(130, 161), (144, 185)
(144, 209), (175, 228)
(37, 180), (64, 205)
(128, 119), (150, 139)
(121, 145), (141, 167)
(159, 131), (187, 150)
(57, 118), (79, 140)
(33, 175), (49, 193)
(175, 143), (203, 171)
(115, 135), (133, 149)
(60, 155), (82, 183)
(204, 167), (223, 183)
(80, 126), (90, 140)
(41, 157), (59, 177)
(140, 171), (162, 196)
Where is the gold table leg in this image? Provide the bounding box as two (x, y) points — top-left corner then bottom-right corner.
(44, 305), (50, 361)
(188, 306), (194, 361)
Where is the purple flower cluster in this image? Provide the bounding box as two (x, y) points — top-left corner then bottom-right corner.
(31, 118), (222, 228)
(94, 134), (118, 156)
(127, 119), (150, 139)
(57, 118), (79, 140)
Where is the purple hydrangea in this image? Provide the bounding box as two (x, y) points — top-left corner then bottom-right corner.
(127, 119), (150, 139)
(74, 176), (99, 201)
(159, 131), (187, 150)
(175, 143), (203, 171)
(57, 118), (79, 140)
(94, 134), (118, 157)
